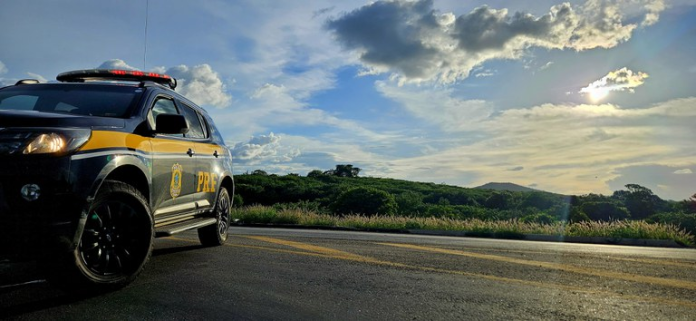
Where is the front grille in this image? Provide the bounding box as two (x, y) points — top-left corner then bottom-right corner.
(0, 131), (31, 155)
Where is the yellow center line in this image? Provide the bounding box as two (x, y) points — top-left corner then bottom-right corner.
(164, 236), (696, 309)
(168, 236), (335, 258)
(612, 257), (696, 269)
(378, 242), (696, 291)
(242, 235), (387, 264)
(453, 247), (696, 269)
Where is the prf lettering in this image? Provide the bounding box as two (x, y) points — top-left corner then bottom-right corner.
(197, 172), (218, 193)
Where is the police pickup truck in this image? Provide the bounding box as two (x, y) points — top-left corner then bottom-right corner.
(0, 69), (234, 291)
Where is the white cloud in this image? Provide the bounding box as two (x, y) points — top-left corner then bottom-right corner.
(539, 61), (554, 71)
(164, 64), (232, 109)
(95, 60), (232, 109)
(0, 61), (11, 86)
(231, 132), (300, 165)
(236, 133), (389, 176)
(326, 0), (665, 84)
(580, 67), (649, 97)
(0, 63), (46, 85)
(376, 81), (493, 132)
(608, 164), (695, 200)
(474, 69), (496, 77)
(674, 168), (693, 174)
(98, 59), (139, 71)
(26, 72), (47, 83)
(372, 96), (696, 199)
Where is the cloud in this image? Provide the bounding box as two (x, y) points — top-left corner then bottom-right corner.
(0, 61), (11, 86)
(231, 132), (300, 165)
(163, 64), (232, 109)
(674, 168), (693, 175)
(508, 166), (524, 171)
(313, 6), (335, 19)
(0, 62), (46, 86)
(98, 59), (139, 71)
(377, 96), (696, 199)
(580, 67), (649, 95)
(326, 0), (665, 84)
(539, 61), (554, 71)
(474, 69), (496, 77)
(608, 164), (696, 200)
(26, 72), (47, 83)
(96, 60), (232, 109)
(376, 81), (493, 132)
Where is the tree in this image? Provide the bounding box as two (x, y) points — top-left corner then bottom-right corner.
(251, 169), (268, 176)
(484, 192), (513, 209)
(307, 169), (325, 177)
(581, 201), (630, 221)
(325, 164), (361, 177)
(395, 191), (424, 215)
(681, 193), (696, 213)
(612, 184), (664, 220)
(331, 187), (397, 216)
(520, 192), (560, 211)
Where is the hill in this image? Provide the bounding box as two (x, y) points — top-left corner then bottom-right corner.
(475, 182), (540, 193)
(233, 166), (693, 234)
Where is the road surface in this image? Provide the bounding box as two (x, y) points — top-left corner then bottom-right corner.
(1, 227), (695, 320)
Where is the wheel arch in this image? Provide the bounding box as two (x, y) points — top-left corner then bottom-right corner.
(103, 165), (150, 205)
(218, 175), (234, 204)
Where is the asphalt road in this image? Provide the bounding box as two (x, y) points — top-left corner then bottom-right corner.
(1, 227), (695, 320)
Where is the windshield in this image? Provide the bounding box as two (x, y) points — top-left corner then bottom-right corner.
(0, 84), (144, 118)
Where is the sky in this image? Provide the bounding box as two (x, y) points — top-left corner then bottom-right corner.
(1, 0), (695, 200)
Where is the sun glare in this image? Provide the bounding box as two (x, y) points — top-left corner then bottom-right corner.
(589, 88), (609, 102)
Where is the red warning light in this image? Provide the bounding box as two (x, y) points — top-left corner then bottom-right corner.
(57, 69), (176, 89)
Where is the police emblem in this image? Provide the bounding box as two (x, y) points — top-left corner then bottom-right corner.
(170, 163), (183, 198)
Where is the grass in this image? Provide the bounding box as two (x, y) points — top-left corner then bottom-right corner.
(231, 205), (696, 247)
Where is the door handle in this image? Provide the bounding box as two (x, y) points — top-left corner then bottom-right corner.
(187, 148), (195, 157)
(213, 150), (219, 158)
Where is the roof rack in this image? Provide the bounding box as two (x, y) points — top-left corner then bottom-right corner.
(56, 69), (177, 89)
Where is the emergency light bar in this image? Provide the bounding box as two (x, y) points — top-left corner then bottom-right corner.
(56, 69), (177, 89)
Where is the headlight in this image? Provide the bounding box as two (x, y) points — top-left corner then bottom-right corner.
(24, 133), (67, 154)
(0, 128), (91, 156)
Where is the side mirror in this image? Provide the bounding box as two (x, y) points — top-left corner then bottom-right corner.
(155, 114), (189, 134)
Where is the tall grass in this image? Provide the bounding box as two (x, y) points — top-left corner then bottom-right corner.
(231, 206), (695, 246)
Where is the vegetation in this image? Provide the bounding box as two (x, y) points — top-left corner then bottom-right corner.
(231, 206), (695, 246)
(232, 165), (696, 245)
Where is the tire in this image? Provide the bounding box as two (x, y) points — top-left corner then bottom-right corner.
(46, 180), (153, 292)
(198, 187), (231, 247)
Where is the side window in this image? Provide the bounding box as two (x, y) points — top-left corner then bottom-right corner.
(149, 97), (183, 137)
(179, 104), (206, 139)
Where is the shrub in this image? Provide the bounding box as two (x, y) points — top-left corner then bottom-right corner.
(331, 187), (398, 216)
(232, 193), (244, 207)
(521, 213), (557, 224)
(646, 212), (696, 236)
(581, 201), (630, 221)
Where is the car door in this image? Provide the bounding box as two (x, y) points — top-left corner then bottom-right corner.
(177, 102), (219, 212)
(148, 96), (198, 218)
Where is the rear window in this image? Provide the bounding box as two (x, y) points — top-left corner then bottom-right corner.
(0, 84), (144, 118)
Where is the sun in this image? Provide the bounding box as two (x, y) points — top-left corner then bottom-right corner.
(588, 88), (609, 102)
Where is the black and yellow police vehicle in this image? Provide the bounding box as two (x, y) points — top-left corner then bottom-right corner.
(0, 69), (234, 291)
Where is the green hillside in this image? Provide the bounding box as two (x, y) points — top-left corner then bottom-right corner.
(233, 165), (696, 236)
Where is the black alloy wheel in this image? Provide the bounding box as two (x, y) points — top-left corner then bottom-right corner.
(198, 187), (231, 246)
